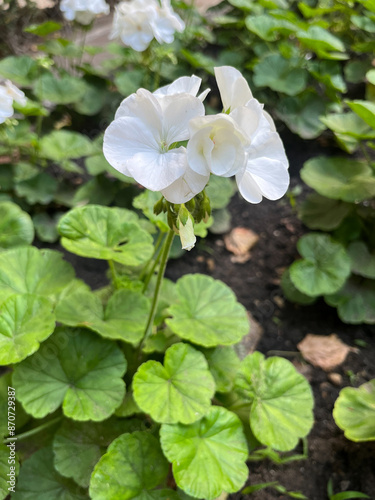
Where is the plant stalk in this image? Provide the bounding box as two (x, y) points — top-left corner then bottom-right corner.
(3, 416), (62, 445)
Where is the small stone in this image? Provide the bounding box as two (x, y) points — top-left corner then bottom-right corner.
(328, 373), (343, 386)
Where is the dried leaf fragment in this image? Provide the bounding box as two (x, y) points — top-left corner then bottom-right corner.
(224, 227), (259, 263)
(297, 334), (358, 371)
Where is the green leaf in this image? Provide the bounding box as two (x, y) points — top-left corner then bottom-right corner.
(58, 205), (154, 267)
(115, 69), (146, 96)
(13, 328), (126, 421)
(40, 130), (94, 161)
(56, 288), (150, 345)
(133, 343), (215, 424)
(325, 277), (375, 325)
(0, 247), (75, 302)
(90, 431), (170, 500)
(13, 97), (49, 117)
(0, 443), (19, 500)
(15, 172), (58, 205)
(133, 190), (169, 233)
(204, 346), (240, 393)
(12, 447), (87, 500)
(253, 54), (307, 95)
(320, 112), (375, 139)
(345, 61), (373, 84)
(351, 14), (375, 32)
(333, 380), (375, 442)
(330, 492), (370, 500)
(366, 69), (375, 86)
(0, 56), (38, 86)
(309, 60), (347, 93)
(290, 233), (351, 296)
(245, 15), (279, 41)
(72, 176), (118, 206)
(235, 352), (314, 451)
(300, 157), (375, 202)
(297, 26), (346, 57)
(281, 268), (316, 305)
(299, 193), (352, 231)
(24, 21), (62, 36)
(0, 294), (55, 365)
(34, 73), (87, 104)
(0, 201), (34, 249)
(33, 212), (61, 243)
(346, 100), (375, 130)
(160, 406), (248, 500)
(53, 418), (138, 488)
(73, 80), (107, 116)
(205, 176), (235, 210)
(166, 274), (249, 347)
(39, 38), (82, 58)
(210, 208), (232, 234)
(348, 241), (375, 279)
(276, 92), (327, 139)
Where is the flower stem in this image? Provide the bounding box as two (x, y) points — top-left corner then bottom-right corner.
(140, 229), (174, 348)
(3, 416), (62, 445)
(108, 260), (119, 288)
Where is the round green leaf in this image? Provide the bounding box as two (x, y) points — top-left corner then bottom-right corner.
(160, 406), (248, 500)
(34, 73), (87, 104)
(12, 447), (87, 500)
(253, 54), (308, 96)
(301, 157), (375, 202)
(325, 277), (375, 324)
(299, 193), (352, 231)
(333, 380), (375, 442)
(167, 274), (249, 347)
(133, 190), (169, 233)
(235, 352), (314, 451)
(0, 247), (75, 302)
(33, 212), (61, 243)
(296, 26), (346, 56)
(133, 343), (215, 424)
(15, 172), (58, 205)
(0, 443), (19, 500)
(275, 92), (327, 139)
(0, 56), (38, 86)
(0, 294), (55, 365)
(90, 431), (169, 500)
(56, 288), (150, 345)
(320, 112), (375, 139)
(210, 208), (232, 235)
(348, 241), (375, 279)
(13, 328), (126, 421)
(204, 346), (240, 393)
(53, 418), (140, 488)
(205, 176), (235, 210)
(40, 130), (94, 161)
(366, 69), (375, 85)
(290, 233), (351, 296)
(58, 205), (154, 267)
(0, 201), (34, 249)
(281, 268), (316, 305)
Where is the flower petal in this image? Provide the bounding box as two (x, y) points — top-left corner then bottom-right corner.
(154, 75), (202, 98)
(161, 164), (209, 203)
(214, 66), (253, 112)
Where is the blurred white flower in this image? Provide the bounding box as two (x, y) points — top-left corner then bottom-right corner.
(103, 85), (207, 201)
(0, 80), (26, 124)
(110, 0), (185, 52)
(213, 66), (290, 204)
(60, 0), (109, 25)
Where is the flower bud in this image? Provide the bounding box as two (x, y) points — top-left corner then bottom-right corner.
(177, 205), (196, 251)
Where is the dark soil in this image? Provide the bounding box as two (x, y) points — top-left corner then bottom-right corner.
(48, 127), (375, 500)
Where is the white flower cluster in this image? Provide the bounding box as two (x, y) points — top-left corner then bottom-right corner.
(104, 66), (289, 207)
(110, 0), (185, 52)
(0, 80), (26, 124)
(60, 0), (110, 25)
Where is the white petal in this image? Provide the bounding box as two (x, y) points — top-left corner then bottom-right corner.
(248, 132), (289, 168)
(237, 158), (290, 203)
(159, 93), (205, 144)
(214, 66), (253, 112)
(127, 147), (187, 191)
(230, 102), (265, 143)
(187, 129), (213, 176)
(154, 75), (202, 97)
(103, 116), (159, 177)
(161, 164), (209, 203)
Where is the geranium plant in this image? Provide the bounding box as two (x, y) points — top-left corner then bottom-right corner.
(0, 67), (314, 499)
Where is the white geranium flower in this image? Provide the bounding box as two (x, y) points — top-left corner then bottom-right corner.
(103, 86), (207, 201)
(154, 75), (210, 102)
(213, 65), (289, 204)
(187, 114), (249, 177)
(0, 80), (26, 124)
(110, 0), (185, 52)
(60, 0), (109, 25)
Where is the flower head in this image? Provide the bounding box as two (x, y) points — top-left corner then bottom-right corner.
(110, 0), (185, 52)
(0, 80), (26, 124)
(103, 78), (209, 202)
(60, 0), (109, 25)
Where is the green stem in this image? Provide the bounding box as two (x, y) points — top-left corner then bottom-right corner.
(3, 417), (62, 445)
(360, 142), (372, 165)
(139, 231), (164, 282)
(108, 260), (119, 289)
(140, 229), (174, 347)
(142, 244), (164, 294)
